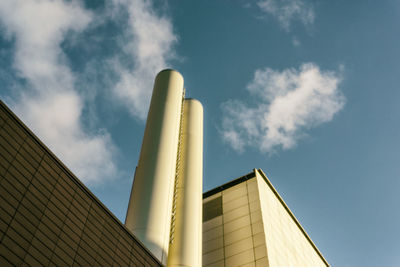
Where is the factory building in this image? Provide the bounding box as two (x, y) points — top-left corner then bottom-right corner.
(0, 70), (328, 266)
(202, 169), (328, 266)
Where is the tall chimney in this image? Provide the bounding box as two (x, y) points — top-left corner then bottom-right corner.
(125, 69), (184, 264)
(167, 98), (203, 267)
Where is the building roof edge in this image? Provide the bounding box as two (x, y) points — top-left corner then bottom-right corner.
(256, 168), (330, 266)
(203, 170), (256, 199)
(0, 100), (163, 266)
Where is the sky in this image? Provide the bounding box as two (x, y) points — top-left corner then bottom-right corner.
(0, 0), (399, 266)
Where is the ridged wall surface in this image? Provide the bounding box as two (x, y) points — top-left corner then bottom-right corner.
(0, 101), (161, 267)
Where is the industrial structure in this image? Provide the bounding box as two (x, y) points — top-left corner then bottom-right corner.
(0, 69), (328, 266)
(0, 99), (162, 266)
(202, 169), (328, 266)
(125, 69), (203, 266)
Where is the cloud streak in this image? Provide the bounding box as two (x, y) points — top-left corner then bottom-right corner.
(110, 0), (178, 119)
(221, 63), (345, 153)
(257, 0), (315, 31)
(0, 0), (179, 183)
(0, 0), (117, 183)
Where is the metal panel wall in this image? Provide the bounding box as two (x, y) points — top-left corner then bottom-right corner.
(202, 170), (329, 267)
(0, 101), (161, 266)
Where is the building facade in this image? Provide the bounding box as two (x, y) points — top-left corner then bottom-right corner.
(0, 100), (161, 266)
(202, 169), (329, 267)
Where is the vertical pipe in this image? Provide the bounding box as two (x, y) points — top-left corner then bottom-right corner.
(125, 69), (184, 264)
(167, 98), (203, 267)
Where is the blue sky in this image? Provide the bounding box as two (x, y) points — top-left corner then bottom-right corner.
(1, 0), (399, 266)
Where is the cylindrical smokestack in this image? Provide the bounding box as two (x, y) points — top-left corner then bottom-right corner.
(125, 69), (184, 264)
(167, 98), (203, 267)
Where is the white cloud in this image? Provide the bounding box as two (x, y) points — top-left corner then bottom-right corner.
(14, 91), (116, 182)
(0, 0), (117, 183)
(0, 0), (178, 182)
(0, 0), (91, 91)
(257, 0), (315, 31)
(221, 63), (345, 153)
(110, 0), (178, 119)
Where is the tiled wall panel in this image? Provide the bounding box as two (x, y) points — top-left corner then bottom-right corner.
(0, 101), (162, 266)
(203, 175), (266, 267)
(202, 171), (328, 267)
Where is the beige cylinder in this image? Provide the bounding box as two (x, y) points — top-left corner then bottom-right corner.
(125, 69), (184, 264)
(167, 98), (203, 267)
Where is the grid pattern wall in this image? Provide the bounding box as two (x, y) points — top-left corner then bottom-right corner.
(202, 178), (268, 267)
(255, 172), (327, 267)
(0, 102), (161, 267)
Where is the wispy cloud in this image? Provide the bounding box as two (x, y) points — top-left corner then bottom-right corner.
(109, 0), (178, 120)
(257, 0), (315, 31)
(0, 0), (116, 183)
(0, 0), (178, 183)
(221, 63), (345, 153)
